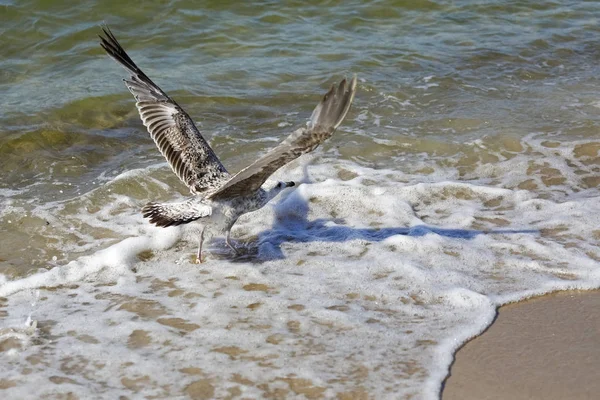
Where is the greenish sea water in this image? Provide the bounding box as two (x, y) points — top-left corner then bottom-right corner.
(2, 0), (599, 269)
(1, 1), (599, 399)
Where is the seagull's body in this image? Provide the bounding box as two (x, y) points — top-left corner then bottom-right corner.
(99, 26), (357, 262)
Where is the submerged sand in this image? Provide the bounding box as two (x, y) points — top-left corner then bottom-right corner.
(443, 290), (600, 400)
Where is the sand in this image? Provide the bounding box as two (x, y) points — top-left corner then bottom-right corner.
(442, 290), (600, 400)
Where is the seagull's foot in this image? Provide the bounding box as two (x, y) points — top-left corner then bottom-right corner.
(195, 227), (206, 264)
(225, 231), (241, 256)
(227, 242), (241, 256)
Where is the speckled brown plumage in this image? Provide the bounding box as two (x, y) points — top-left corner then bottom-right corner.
(100, 26), (229, 195)
(207, 77), (357, 201)
(99, 25), (357, 262)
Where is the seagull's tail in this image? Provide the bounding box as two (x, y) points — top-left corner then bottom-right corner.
(308, 75), (357, 132)
(142, 200), (211, 228)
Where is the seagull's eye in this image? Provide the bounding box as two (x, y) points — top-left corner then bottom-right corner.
(276, 182), (282, 188)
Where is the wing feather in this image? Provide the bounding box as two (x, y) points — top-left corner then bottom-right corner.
(208, 76), (357, 200)
(99, 25), (228, 194)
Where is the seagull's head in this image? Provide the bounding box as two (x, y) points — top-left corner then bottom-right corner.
(263, 179), (296, 201)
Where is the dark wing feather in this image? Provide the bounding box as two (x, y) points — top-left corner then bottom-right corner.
(99, 25), (228, 194)
(208, 76), (357, 200)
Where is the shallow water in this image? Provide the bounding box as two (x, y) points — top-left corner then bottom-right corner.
(1, 1), (600, 399)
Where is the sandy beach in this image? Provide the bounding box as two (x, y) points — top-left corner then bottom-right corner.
(443, 290), (600, 400)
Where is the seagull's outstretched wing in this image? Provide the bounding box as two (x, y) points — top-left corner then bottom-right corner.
(208, 76), (357, 200)
(99, 26), (228, 194)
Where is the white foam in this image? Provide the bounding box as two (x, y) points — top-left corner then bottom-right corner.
(1, 158), (599, 399)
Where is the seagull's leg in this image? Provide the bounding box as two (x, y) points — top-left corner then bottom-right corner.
(226, 230), (239, 255)
(195, 226), (206, 264)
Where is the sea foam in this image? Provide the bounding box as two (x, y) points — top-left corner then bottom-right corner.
(1, 158), (599, 399)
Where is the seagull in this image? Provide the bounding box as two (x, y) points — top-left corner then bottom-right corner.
(99, 26), (357, 263)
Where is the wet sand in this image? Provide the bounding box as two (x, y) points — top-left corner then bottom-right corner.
(443, 290), (600, 400)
